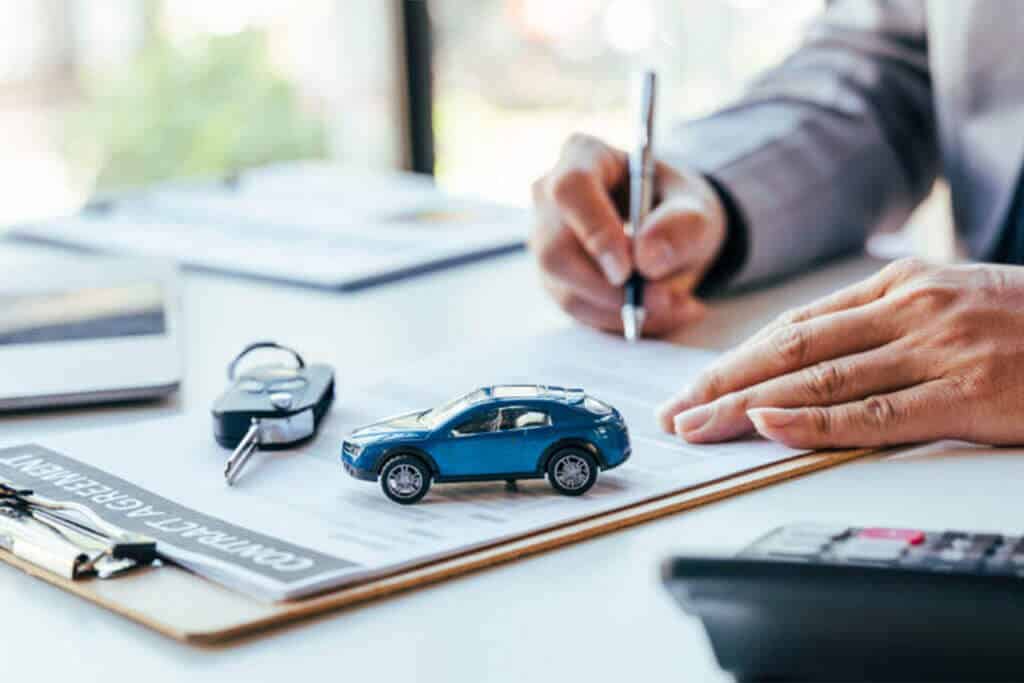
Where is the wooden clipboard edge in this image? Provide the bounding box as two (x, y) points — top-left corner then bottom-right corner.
(0, 549), (170, 632)
(193, 446), (877, 645)
(0, 447), (875, 646)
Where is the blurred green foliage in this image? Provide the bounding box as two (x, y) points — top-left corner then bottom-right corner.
(67, 29), (327, 190)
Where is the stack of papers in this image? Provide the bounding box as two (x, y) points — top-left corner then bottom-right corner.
(8, 162), (528, 290)
(0, 328), (802, 601)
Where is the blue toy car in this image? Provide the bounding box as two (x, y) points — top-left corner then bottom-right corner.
(341, 385), (630, 504)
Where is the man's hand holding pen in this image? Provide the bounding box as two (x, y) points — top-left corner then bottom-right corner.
(529, 132), (728, 336)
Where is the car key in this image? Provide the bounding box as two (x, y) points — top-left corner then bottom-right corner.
(212, 341), (335, 485)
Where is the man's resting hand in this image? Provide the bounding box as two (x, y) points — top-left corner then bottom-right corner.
(658, 258), (1024, 448)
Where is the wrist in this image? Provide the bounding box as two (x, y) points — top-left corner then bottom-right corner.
(695, 173), (749, 296)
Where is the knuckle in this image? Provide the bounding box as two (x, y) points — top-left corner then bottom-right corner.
(804, 363), (846, 402)
(774, 307), (809, 328)
(772, 324), (812, 367)
(580, 226), (617, 256)
(549, 167), (593, 205)
(536, 238), (566, 273)
(898, 281), (960, 314)
(949, 369), (987, 401)
(695, 370), (726, 404)
(807, 407), (833, 435)
(965, 344), (1000, 387)
(972, 264), (1011, 300)
(930, 310), (975, 348)
(555, 290), (582, 315)
(754, 310), (805, 345)
(862, 395), (898, 428)
(722, 391), (753, 415)
(884, 256), (930, 282)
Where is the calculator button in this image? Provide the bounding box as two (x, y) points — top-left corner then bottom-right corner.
(939, 531), (969, 544)
(780, 523), (850, 541)
(938, 533), (1001, 556)
(982, 550), (1016, 575)
(938, 548), (967, 563)
(858, 528), (925, 545)
(898, 549), (931, 569)
(835, 538), (907, 562)
(933, 558), (984, 573)
(759, 536), (828, 558)
(917, 546), (985, 573)
(968, 534), (1003, 551)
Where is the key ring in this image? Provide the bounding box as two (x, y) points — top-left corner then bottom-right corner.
(226, 341), (306, 381)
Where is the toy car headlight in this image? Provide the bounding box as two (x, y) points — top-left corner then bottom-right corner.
(343, 441), (364, 457)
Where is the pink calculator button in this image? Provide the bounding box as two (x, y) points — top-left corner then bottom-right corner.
(858, 527), (925, 545)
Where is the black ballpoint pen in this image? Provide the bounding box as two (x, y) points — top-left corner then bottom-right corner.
(622, 70), (657, 342)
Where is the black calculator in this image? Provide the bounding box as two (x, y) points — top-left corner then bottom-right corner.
(663, 524), (1024, 682)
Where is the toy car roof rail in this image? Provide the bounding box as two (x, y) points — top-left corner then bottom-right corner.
(474, 384), (588, 404)
(537, 385), (585, 403)
(564, 388), (584, 403)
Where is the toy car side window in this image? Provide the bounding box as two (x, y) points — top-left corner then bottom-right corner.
(450, 409), (500, 437)
(498, 407), (551, 431)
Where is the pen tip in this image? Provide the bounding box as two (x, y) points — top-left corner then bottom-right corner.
(621, 304), (646, 343)
(622, 308), (638, 342)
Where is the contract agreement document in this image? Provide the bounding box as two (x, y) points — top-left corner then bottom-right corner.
(0, 329), (803, 601)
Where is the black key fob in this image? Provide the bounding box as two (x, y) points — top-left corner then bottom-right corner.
(212, 341), (334, 451)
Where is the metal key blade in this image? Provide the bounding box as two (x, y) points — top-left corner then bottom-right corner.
(224, 420), (261, 486)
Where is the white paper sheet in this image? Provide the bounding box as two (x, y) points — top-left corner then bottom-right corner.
(0, 328), (803, 601)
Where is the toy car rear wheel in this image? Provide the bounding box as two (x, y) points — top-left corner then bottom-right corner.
(546, 448), (598, 496)
(380, 455), (432, 504)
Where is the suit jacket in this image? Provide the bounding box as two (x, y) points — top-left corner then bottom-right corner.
(664, 0), (1024, 289)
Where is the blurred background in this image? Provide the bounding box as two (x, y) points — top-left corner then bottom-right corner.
(0, 0), (818, 219)
(0, 0), (949, 255)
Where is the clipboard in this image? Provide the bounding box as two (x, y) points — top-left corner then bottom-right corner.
(0, 447), (874, 646)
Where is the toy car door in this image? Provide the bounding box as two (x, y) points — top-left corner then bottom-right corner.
(435, 407), (516, 478)
(495, 406), (554, 473)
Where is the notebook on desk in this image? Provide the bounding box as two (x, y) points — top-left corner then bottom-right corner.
(7, 162), (528, 291)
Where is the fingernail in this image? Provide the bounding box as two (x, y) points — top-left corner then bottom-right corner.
(598, 252), (630, 285)
(674, 403), (714, 435)
(656, 387), (699, 433)
(747, 407), (799, 431)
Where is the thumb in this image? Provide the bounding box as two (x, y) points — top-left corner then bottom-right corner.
(635, 193), (725, 280)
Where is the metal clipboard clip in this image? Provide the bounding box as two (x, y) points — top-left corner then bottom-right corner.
(0, 481), (159, 580)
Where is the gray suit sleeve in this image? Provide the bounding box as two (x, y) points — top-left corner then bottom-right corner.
(662, 0), (938, 289)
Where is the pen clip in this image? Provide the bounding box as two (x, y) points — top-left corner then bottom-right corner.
(628, 70), (657, 238)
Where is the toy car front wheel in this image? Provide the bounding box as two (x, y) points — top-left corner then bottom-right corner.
(380, 455), (432, 504)
(546, 448), (598, 496)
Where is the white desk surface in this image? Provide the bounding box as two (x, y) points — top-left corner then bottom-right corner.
(3, 242), (1023, 683)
